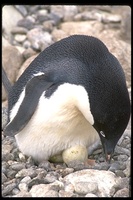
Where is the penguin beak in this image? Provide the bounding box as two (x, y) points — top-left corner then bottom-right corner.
(103, 142), (115, 163)
(101, 139), (114, 163)
(105, 153), (112, 163)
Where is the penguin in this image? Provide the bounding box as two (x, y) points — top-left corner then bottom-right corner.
(3, 35), (130, 163)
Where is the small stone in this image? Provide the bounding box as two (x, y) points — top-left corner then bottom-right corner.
(6, 169), (16, 179)
(59, 190), (75, 197)
(12, 188), (20, 195)
(108, 162), (121, 173)
(115, 146), (130, 157)
(102, 13), (121, 23)
(18, 152), (26, 162)
(44, 172), (58, 183)
(2, 183), (17, 196)
(115, 170), (126, 178)
(15, 168), (37, 178)
(118, 154), (128, 162)
(15, 5), (28, 16)
(18, 183), (28, 192)
(38, 160), (52, 170)
(43, 20), (54, 32)
(14, 34), (27, 43)
(11, 26), (28, 34)
(11, 162), (26, 171)
(2, 172), (7, 183)
(114, 176), (129, 190)
(57, 167), (74, 177)
(17, 18), (34, 30)
(30, 184), (59, 197)
(22, 48), (36, 59)
(13, 191), (32, 197)
(114, 188), (130, 197)
(85, 193), (98, 197)
(40, 190), (59, 197)
(123, 158), (130, 177)
(20, 176), (32, 183)
(27, 28), (53, 51)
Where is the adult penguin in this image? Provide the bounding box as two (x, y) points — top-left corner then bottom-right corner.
(3, 35), (130, 164)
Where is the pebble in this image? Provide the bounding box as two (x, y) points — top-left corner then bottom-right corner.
(15, 168), (37, 178)
(17, 18), (35, 30)
(114, 188), (130, 197)
(11, 162), (26, 171)
(2, 183), (17, 196)
(27, 28), (53, 50)
(11, 26), (28, 34)
(2, 5), (131, 197)
(14, 34), (27, 43)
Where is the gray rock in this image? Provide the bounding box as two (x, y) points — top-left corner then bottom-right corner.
(43, 20), (55, 32)
(20, 176), (32, 184)
(15, 5), (28, 17)
(117, 154), (128, 162)
(14, 34), (27, 43)
(120, 7), (131, 42)
(102, 13), (121, 23)
(15, 168), (37, 178)
(51, 28), (69, 42)
(115, 170), (126, 178)
(50, 5), (64, 20)
(6, 170), (16, 179)
(115, 146), (130, 157)
(123, 157), (130, 177)
(17, 18), (35, 30)
(30, 184), (59, 197)
(115, 177), (130, 190)
(18, 182), (28, 192)
(11, 162), (26, 171)
(63, 169), (121, 197)
(2, 6), (23, 42)
(27, 28), (53, 51)
(13, 191), (32, 197)
(108, 162), (121, 173)
(63, 5), (78, 21)
(44, 173), (58, 183)
(2, 172), (7, 184)
(11, 26), (28, 34)
(17, 54), (38, 79)
(2, 45), (24, 100)
(85, 193), (98, 197)
(114, 188), (130, 197)
(2, 183), (17, 196)
(59, 190), (74, 197)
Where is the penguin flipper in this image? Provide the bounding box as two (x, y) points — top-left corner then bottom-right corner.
(4, 74), (54, 136)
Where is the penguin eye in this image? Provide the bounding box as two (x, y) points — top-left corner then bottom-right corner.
(100, 131), (105, 137)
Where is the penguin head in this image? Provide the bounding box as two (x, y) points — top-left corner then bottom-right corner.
(92, 94), (130, 161)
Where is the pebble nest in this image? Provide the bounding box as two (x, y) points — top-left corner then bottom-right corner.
(2, 5), (131, 197)
(2, 106), (131, 197)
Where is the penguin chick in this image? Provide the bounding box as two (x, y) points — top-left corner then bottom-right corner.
(4, 35), (130, 163)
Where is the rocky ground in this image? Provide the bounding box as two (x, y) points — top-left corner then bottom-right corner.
(2, 5), (131, 197)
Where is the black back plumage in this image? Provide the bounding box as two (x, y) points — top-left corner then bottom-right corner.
(6, 35), (130, 156)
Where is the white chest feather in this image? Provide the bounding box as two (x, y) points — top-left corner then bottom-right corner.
(14, 83), (99, 162)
